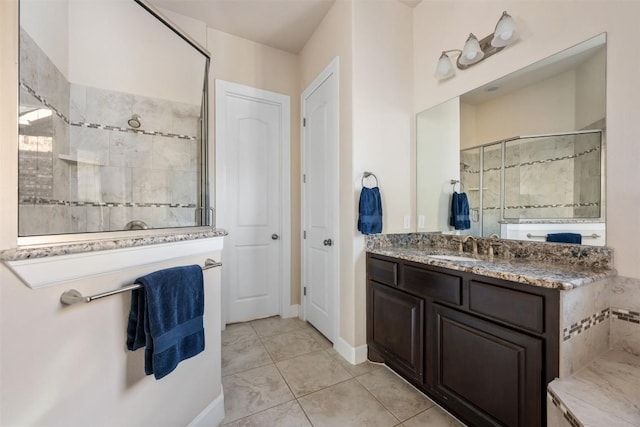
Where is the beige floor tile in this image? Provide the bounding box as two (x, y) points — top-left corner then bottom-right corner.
(298, 378), (399, 427)
(222, 365), (294, 423)
(223, 400), (311, 427)
(250, 316), (309, 337)
(402, 405), (465, 427)
(300, 326), (334, 350)
(276, 351), (351, 396)
(325, 349), (384, 377)
(357, 367), (434, 421)
(223, 323), (259, 347)
(222, 337), (273, 376)
(262, 330), (324, 361)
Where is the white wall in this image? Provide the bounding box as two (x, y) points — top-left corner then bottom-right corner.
(20, 0), (69, 78)
(1, 2), (223, 425)
(352, 0), (414, 347)
(473, 70), (576, 144)
(299, 0), (413, 348)
(416, 97), (460, 232)
(300, 0), (356, 345)
(414, 0), (640, 278)
(68, 1), (205, 105)
(207, 27), (301, 304)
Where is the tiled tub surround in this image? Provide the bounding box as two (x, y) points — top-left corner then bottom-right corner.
(548, 268), (640, 426)
(19, 29), (202, 236)
(366, 233), (614, 289)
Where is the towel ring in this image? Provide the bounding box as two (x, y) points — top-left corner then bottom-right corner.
(362, 171), (379, 188)
(451, 179), (465, 192)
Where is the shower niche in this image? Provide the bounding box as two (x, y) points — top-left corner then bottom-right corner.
(18, 0), (210, 238)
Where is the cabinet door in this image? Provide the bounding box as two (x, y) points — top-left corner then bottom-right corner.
(368, 281), (424, 383)
(432, 304), (542, 427)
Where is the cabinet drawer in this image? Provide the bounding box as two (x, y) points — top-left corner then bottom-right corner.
(469, 281), (545, 333)
(402, 265), (462, 305)
(368, 257), (398, 286)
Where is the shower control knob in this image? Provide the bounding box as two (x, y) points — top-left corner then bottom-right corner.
(271, 234), (280, 240)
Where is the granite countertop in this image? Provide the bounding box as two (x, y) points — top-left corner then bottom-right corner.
(0, 228), (228, 261)
(368, 246), (615, 291)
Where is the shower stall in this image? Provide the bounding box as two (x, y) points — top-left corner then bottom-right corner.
(460, 129), (604, 242)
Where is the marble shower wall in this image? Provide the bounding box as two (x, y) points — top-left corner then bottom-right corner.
(18, 29), (202, 236)
(504, 132), (602, 220)
(560, 275), (640, 378)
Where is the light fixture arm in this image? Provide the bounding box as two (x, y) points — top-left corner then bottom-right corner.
(456, 33), (505, 70)
(434, 10), (518, 81)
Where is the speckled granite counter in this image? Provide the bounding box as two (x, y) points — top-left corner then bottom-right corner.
(366, 233), (615, 291)
(0, 228), (228, 261)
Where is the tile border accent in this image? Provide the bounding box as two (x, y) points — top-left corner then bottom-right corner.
(563, 308), (610, 341)
(20, 81), (197, 141)
(611, 308), (640, 324)
(19, 197), (196, 209)
(547, 390), (582, 427)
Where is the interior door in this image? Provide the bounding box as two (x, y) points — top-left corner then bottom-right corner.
(216, 80), (290, 324)
(301, 59), (338, 342)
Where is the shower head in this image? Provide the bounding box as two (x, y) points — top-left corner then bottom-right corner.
(127, 114), (142, 129)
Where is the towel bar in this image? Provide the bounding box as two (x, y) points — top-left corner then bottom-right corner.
(526, 233), (600, 239)
(60, 258), (222, 306)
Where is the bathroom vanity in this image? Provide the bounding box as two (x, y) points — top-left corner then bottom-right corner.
(365, 233), (615, 427)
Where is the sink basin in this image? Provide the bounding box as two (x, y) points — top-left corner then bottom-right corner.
(428, 255), (480, 263)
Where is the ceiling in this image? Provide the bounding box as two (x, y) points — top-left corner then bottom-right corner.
(149, 0), (336, 54)
(149, 0), (422, 54)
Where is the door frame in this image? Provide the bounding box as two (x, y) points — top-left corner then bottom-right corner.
(300, 57), (340, 342)
(215, 79), (292, 322)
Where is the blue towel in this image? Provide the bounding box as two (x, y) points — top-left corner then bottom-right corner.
(546, 233), (582, 244)
(126, 265), (205, 380)
(358, 187), (383, 234)
(449, 192), (470, 230)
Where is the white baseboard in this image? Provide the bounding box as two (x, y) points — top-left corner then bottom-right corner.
(282, 304), (300, 319)
(334, 337), (368, 365)
(188, 389), (225, 427)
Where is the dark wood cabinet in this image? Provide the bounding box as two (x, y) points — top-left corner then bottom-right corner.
(367, 280), (424, 383)
(366, 253), (559, 427)
(432, 304), (542, 426)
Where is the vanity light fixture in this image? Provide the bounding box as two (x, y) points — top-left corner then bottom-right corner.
(435, 11), (518, 81)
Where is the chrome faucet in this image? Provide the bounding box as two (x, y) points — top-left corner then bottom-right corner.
(455, 235), (477, 256)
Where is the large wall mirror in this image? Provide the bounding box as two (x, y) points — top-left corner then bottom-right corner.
(18, 0), (211, 238)
(417, 33), (606, 246)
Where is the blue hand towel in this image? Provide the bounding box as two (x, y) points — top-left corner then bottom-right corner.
(126, 265), (205, 380)
(546, 233), (582, 244)
(358, 186), (383, 235)
(449, 192), (470, 230)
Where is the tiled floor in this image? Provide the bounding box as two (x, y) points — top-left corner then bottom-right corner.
(221, 316), (464, 426)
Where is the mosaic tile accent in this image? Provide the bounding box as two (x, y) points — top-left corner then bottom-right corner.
(481, 202), (600, 211)
(611, 308), (640, 324)
(21, 82), (197, 141)
(18, 197), (196, 209)
(463, 146), (601, 175)
(563, 308), (610, 341)
(547, 390), (582, 427)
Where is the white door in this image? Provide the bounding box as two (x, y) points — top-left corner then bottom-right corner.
(301, 58), (339, 342)
(216, 80), (291, 324)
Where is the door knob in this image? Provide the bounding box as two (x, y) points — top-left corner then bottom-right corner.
(271, 234), (280, 240)
(323, 239), (333, 246)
